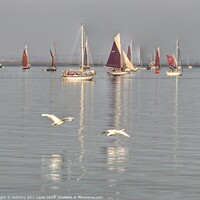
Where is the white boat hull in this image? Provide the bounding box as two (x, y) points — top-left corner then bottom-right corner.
(166, 70), (182, 76)
(107, 71), (129, 76)
(105, 67), (129, 76)
(62, 74), (94, 81)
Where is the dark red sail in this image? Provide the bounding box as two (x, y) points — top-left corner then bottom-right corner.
(49, 49), (55, 67)
(106, 40), (121, 68)
(167, 55), (176, 66)
(154, 48), (160, 68)
(22, 47), (28, 67)
(127, 45), (131, 62)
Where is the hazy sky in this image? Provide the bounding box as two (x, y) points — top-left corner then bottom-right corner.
(1, 0), (200, 63)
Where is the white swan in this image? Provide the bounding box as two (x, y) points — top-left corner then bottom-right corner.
(101, 129), (130, 137)
(42, 114), (74, 126)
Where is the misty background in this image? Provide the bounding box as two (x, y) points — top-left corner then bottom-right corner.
(0, 0), (200, 64)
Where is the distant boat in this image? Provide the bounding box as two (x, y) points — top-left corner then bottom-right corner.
(147, 47), (161, 73)
(166, 40), (182, 76)
(47, 48), (56, 71)
(147, 52), (154, 70)
(187, 58), (193, 69)
(21, 45), (31, 70)
(105, 33), (129, 76)
(125, 41), (139, 72)
(0, 63), (5, 69)
(137, 46), (144, 69)
(62, 23), (95, 81)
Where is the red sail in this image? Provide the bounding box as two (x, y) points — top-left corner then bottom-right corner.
(22, 48), (28, 67)
(84, 45), (87, 66)
(166, 55), (175, 66)
(154, 48), (160, 67)
(49, 49), (55, 67)
(106, 40), (121, 68)
(127, 45), (131, 62)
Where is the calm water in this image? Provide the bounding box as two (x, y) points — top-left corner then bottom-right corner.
(0, 66), (200, 199)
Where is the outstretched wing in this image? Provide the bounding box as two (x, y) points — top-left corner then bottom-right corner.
(118, 130), (130, 137)
(42, 114), (60, 123)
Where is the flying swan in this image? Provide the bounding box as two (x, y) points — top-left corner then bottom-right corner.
(42, 114), (74, 126)
(101, 129), (130, 137)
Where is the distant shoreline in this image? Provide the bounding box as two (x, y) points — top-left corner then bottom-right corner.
(0, 61), (105, 66)
(1, 61), (199, 67)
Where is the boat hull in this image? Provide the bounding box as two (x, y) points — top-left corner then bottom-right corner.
(47, 68), (56, 71)
(22, 64), (31, 70)
(105, 67), (129, 76)
(107, 71), (129, 76)
(22, 66), (31, 70)
(166, 70), (182, 76)
(62, 74), (94, 81)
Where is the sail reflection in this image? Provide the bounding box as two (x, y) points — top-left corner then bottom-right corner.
(173, 77), (179, 157)
(106, 146), (129, 173)
(77, 82), (86, 181)
(61, 81), (94, 181)
(109, 77), (122, 128)
(41, 154), (63, 182)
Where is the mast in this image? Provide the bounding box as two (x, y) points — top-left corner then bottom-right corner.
(81, 23), (84, 74)
(176, 39), (181, 66)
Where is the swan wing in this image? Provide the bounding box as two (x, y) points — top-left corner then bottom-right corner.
(42, 114), (60, 123)
(118, 130), (130, 137)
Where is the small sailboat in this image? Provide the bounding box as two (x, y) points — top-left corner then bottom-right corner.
(105, 33), (129, 76)
(62, 24), (95, 81)
(21, 45), (31, 70)
(147, 47), (160, 73)
(166, 40), (182, 76)
(47, 49), (56, 71)
(125, 42), (139, 72)
(137, 46), (144, 69)
(187, 58), (193, 69)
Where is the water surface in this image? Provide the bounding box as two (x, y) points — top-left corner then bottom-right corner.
(0, 66), (200, 199)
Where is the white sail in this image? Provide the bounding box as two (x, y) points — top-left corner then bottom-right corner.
(123, 50), (137, 71)
(114, 33), (122, 55)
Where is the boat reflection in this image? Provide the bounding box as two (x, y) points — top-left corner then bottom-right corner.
(109, 76), (122, 128)
(41, 154), (63, 182)
(77, 82), (87, 181)
(106, 146), (129, 173)
(173, 77), (179, 156)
